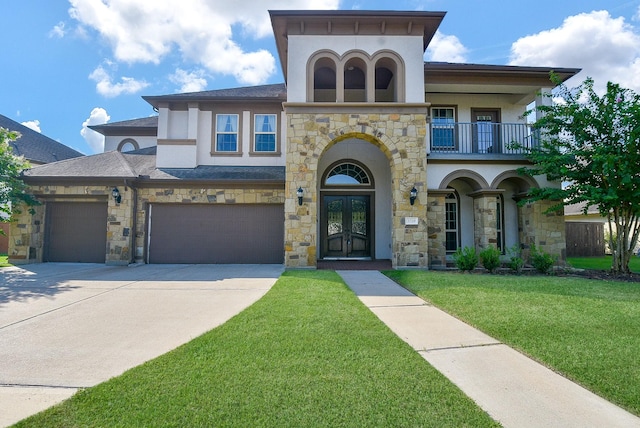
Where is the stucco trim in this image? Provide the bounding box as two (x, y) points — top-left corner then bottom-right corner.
(438, 169), (490, 190)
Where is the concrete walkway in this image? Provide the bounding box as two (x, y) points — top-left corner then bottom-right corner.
(0, 263), (282, 427)
(338, 270), (640, 428)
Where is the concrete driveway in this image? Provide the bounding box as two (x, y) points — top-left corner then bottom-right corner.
(0, 263), (283, 427)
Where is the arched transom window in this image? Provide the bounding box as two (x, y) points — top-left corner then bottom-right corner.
(324, 162), (372, 186)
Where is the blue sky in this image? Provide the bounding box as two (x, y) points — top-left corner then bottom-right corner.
(2, 0), (640, 155)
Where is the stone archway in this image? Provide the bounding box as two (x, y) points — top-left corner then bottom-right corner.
(283, 107), (428, 268)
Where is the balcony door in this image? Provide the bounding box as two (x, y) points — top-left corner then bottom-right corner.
(472, 109), (500, 153)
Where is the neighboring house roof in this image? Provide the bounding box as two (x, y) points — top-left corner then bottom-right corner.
(0, 114), (84, 164)
(22, 146), (285, 185)
(142, 84), (287, 109)
(564, 201), (602, 217)
(89, 116), (158, 137)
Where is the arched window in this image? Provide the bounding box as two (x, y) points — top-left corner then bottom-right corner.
(117, 138), (139, 152)
(344, 58), (366, 102)
(323, 161), (372, 187)
(314, 57), (337, 102)
(375, 57), (397, 102)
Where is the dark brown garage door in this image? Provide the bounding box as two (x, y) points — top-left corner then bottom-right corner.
(148, 204), (284, 264)
(44, 202), (108, 263)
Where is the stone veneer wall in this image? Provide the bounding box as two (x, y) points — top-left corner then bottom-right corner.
(426, 192), (447, 268)
(284, 107), (428, 268)
(9, 184), (285, 265)
(9, 185), (111, 263)
(473, 192), (499, 250)
(519, 199), (567, 262)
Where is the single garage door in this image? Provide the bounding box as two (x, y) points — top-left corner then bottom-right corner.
(44, 201), (108, 263)
(148, 204), (284, 264)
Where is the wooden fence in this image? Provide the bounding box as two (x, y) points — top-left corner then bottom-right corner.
(565, 222), (604, 257)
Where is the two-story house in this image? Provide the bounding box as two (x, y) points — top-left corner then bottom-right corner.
(9, 10), (579, 268)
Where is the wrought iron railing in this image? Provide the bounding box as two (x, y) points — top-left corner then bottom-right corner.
(429, 122), (538, 155)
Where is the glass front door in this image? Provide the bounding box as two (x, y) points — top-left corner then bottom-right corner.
(321, 195), (371, 258)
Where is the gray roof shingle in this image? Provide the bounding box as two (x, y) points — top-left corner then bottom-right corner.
(0, 114), (84, 164)
(23, 146), (285, 183)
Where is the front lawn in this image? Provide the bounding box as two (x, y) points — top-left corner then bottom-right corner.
(0, 254), (10, 268)
(16, 271), (497, 427)
(567, 255), (640, 273)
(385, 270), (640, 416)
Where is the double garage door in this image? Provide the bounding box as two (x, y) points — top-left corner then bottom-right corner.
(148, 204), (284, 264)
(43, 202), (284, 264)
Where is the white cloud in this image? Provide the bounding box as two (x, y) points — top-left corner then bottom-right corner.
(89, 65), (149, 97)
(169, 68), (208, 93)
(68, 0), (339, 85)
(49, 22), (66, 38)
(81, 108), (110, 153)
(509, 10), (640, 93)
(21, 120), (41, 133)
(424, 31), (468, 63)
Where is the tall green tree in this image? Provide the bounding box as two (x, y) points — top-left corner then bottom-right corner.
(0, 127), (38, 225)
(519, 76), (640, 274)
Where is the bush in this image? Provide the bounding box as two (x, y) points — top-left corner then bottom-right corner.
(507, 245), (524, 274)
(479, 246), (501, 273)
(530, 244), (555, 274)
(453, 246), (478, 272)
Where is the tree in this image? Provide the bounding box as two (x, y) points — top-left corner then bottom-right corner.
(518, 75), (640, 274)
(0, 127), (38, 227)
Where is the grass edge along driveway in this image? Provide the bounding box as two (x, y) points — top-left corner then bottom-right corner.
(385, 270), (640, 417)
(15, 270), (498, 428)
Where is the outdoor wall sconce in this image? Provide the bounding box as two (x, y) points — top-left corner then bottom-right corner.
(409, 186), (417, 206)
(112, 187), (122, 204)
(297, 187), (304, 206)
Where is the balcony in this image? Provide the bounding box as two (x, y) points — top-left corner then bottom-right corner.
(429, 122), (537, 159)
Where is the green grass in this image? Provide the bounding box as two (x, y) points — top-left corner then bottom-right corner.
(567, 255), (640, 272)
(0, 253), (10, 268)
(385, 270), (640, 416)
(16, 271), (497, 427)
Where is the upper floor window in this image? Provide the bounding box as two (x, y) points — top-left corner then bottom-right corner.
(375, 57), (397, 102)
(431, 107), (456, 149)
(308, 50), (404, 103)
(254, 114), (277, 152)
(215, 114), (239, 152)
(344, 58), (366, 102)
(314, 57), (337, 102)
(117, 138), (139, 152)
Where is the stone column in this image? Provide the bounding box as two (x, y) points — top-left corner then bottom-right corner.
(426, 190), (448, 268)
(518, 199), (566, 262)
(470, 190), (502, 251)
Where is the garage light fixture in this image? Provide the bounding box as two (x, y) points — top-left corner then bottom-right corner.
(409, 186), (417, 206)
(297, 187), (304, 206)
(112, 187), (122, 204)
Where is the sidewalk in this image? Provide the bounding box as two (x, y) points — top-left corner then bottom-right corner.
(337, 270), (640, 428)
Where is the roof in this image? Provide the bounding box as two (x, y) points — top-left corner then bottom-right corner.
(142, 84), (287, 109)
(89, 116), (158, 136)
(22, 146), (285, 185)
(0, 114), (84, 164)
(564, 201), (602, 217)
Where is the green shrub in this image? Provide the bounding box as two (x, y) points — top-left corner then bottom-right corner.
(453, 246), (478, 272)
(530, 244), (555, 274)
(479, 246), (501, 273)
(506, 245), (524, 274)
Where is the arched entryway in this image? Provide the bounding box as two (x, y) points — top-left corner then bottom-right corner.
(317, 138), (392, 261)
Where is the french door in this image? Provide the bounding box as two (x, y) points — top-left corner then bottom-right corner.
(321, 195), (371, 258)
